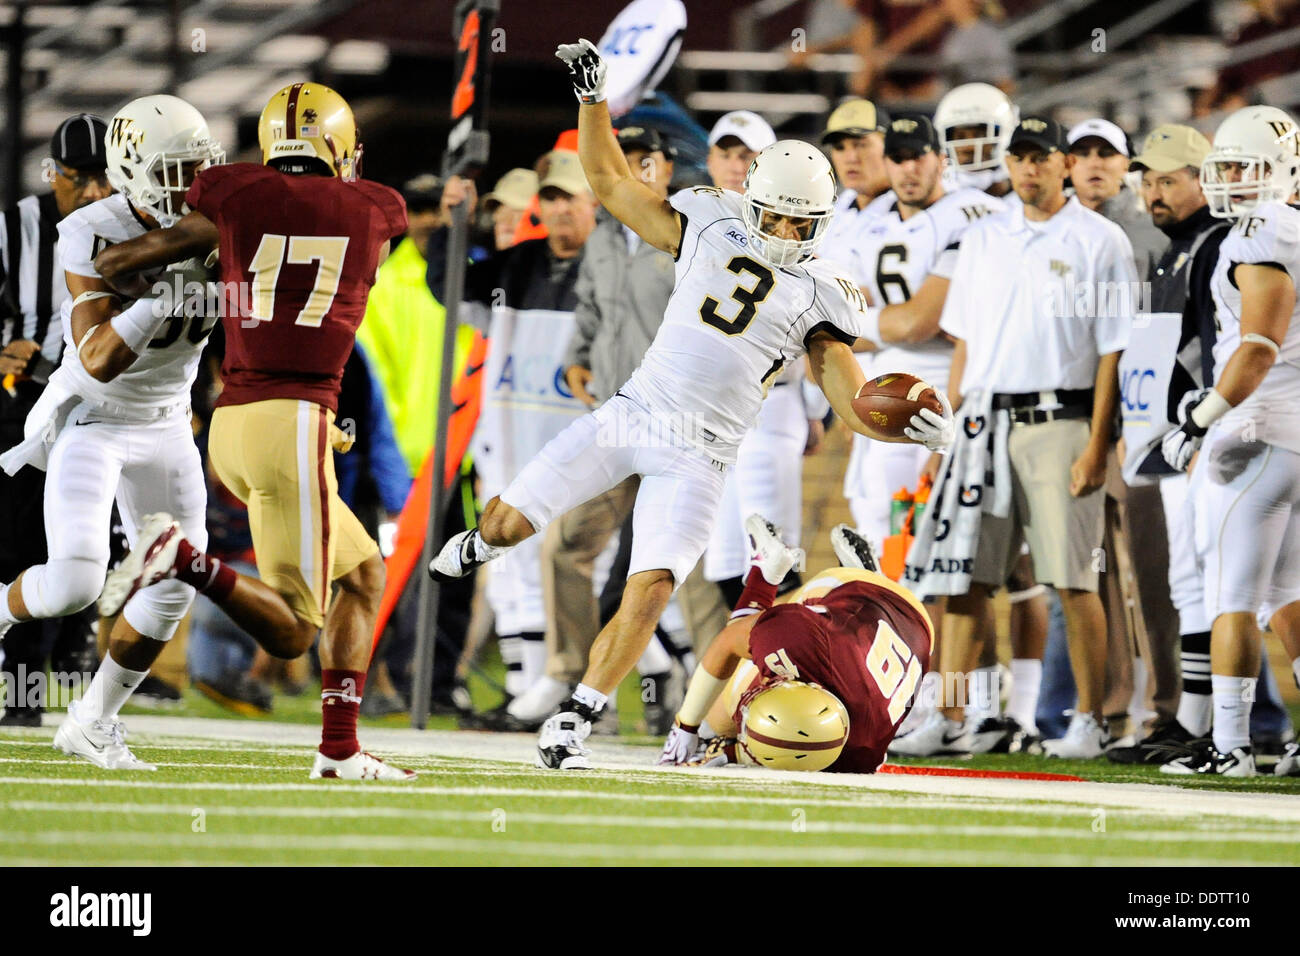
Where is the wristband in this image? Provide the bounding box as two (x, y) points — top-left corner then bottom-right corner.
(1189, 387), (1232, 431)
(110, 296), (171, 354)
(1241, 332), (1281, 357)
(677, 665), (728, 727)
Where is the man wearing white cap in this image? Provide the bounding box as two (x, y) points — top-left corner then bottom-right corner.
(481, 168), (540, 251)
(1068, 118), (1167, 277)
(705, 110), (776, 193)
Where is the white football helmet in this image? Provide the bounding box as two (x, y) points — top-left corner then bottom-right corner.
(1201, 105), (1300, 219)
(934, 82), (1018, 173)
(741, 140), (836, 268)
(105, 95), (224, 227)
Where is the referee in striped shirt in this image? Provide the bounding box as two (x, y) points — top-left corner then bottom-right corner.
(0, 113), (111, 726)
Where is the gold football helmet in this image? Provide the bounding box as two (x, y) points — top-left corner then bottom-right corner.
(739, 680), (850, 772)
(258, 82), (361, 180)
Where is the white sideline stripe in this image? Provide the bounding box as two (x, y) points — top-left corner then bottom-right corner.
(0, 757), (306, 772)
(5, 801), (1296, 844)
(0, 830), (1257, 866)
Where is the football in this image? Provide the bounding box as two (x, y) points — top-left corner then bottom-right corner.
(851, 372), (944, 440)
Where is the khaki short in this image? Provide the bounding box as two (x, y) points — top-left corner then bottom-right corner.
(971, 418), (1105, 592)
(209, 399), (378, 628)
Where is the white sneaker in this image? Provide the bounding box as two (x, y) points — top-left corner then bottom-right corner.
(830, 523), (879, 573)
(98, 513), (182, 617)
(1275, 741), (1300, 777)
(1042, 711), (1106, 759)
(536, 710), (593, 770)
(430, 529), (480, 581)
(888, 709), (965, 756)
(507, 675), (573, 723)
(309, 750), (417, 781)
(744, 514), (805, 586)
(53, 701), (156, 770)
(1162, 743), (1257, 777)
(957, 715), (1007, 754)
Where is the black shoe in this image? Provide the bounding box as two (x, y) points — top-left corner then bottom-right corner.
(0, 708), (42, 727)
(132, 675), (183, 709)
(360, 691), (407, 718)
(1106, 720), (1204, 765)
(460, 702), (542, 732)
(1161, 741), (1256, 776)
(194, 671), (273, 716)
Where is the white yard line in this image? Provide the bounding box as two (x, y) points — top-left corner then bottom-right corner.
(5, 801), (1295, 845)
(0, 829), (1261, 866)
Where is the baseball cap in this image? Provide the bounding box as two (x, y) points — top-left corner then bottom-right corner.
(50, 113), (108, 171)
(401, 173), (444, 211)
(1130, 124), (1212, 173)
(616, 125), (676, 159)
(884, 113), (940, 158)
(1008, 116), (1069, 154)
(708, 111), (776, 151)
(821, 99), (889, 144)
(1067, 118), (1129, 156)
(482, 168), (540, 211)
(537, 150), (591, 197)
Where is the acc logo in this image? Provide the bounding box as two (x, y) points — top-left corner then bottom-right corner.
(724, 229), (748, 246)
(1121, 367), (1155, 412)
(777, 195), (810, 205)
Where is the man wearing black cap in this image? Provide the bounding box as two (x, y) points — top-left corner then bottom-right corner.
(907, 115), (1138, 759)
(0, 113), (112, 725)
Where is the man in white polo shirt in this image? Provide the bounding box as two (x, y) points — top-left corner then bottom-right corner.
(909, 116), (1136, 758)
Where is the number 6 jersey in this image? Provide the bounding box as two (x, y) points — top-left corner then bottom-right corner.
(621, 186), (873, 464)
(186, 163), (407, 412)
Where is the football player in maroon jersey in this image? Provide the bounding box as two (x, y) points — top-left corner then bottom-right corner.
(93, 83), (414, 780)
(659, 517), (933, 773)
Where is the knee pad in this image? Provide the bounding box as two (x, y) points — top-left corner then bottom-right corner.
(123, 579), (197, 642)
(21, 558), (104, 619)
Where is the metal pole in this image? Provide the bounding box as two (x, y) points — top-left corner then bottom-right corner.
(408, 199), (466, 730)
(6, 1), (26, 207)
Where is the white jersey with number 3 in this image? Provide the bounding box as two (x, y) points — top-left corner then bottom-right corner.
(622, 186), (872, 464)
(1209, 200), (1300, 452)
(55, 193), (215, 409)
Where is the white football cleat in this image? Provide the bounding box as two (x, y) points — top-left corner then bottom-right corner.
(887, 709), (966, 756)
(830, 523), (880, 573)
(536, 709), (593, 770)
(744, 514), (805, 585)
(98, 512), (182, 618)
(1275, 741), (1300, 777)
(1162, 743), (1256, 777)
(310, 750), (417, 781)
(1042, 711), (1106, 759)
(53, 701), (156, 770)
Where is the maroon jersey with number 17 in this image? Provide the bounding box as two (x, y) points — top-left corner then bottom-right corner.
(745, 575), (933, 773)
(186, 162), (407, 412)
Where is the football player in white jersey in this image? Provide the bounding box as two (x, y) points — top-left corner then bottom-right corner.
(1160, 105), (1300, 776)
(0, 95), (223, 769)
(821, 99), (893, 258)
(432, 38), (955, 771)
(934, 82), (1018, 201)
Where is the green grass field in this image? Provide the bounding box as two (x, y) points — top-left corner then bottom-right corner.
(2, 687), (1299, 866)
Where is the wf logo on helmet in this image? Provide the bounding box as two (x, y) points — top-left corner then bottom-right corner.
(108, 117), (143, 149)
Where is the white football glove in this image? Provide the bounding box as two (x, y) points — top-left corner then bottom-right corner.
(555, 38), (607, 105)
(1162, 387), (1212, 472)
(657, 720), (699, 766)
(904, 389), (955, 451)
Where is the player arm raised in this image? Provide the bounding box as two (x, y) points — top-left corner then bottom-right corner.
(557, 40), (683, 257)
(93, 211), (219, 294)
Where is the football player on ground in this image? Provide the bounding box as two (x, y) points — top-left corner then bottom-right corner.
(1160, 105), (1300, 777)
(0, 95), (223, 770)
(658, 517), (932, 772)
(431, 38), (955, 771)
(91, 83), (414, 781)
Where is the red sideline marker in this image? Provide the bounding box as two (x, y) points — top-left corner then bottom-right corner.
(879, 764), (1086, 782)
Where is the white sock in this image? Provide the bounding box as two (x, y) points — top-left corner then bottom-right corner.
(471, 529), (508, 563)
(499, 636), (525, 697)
(0, 583), (17, 625)
(636, 637), (672, 677)
(1007, 658), (1042, 732)
(1292, 658), (1300, 691)
(572, 683), (608, 714)
(967, 665), (999, 720)
(1210, 674), (1254, 754)
(78, 654), (149, 722)
(520, 634), (547, 688)
(1176, 693), (1213, 737)
(1128, 656), (1153, 727)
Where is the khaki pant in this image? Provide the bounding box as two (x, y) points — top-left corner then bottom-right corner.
(1123, 481), (1180, 727)
(542, 475), (728, 683)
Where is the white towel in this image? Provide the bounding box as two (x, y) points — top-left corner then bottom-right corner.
(903, 387), (1012, 598)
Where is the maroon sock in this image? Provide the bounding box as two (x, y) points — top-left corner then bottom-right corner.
(320, 669), (366, 760)
(731, 566), (778, 618)
(173, 539), (237, 602)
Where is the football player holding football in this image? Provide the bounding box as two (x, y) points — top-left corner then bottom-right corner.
(659, 516), (933, 772)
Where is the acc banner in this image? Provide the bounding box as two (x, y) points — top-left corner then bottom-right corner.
(598, 0), (687, 118)
(1119, 311), (1180, 485)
